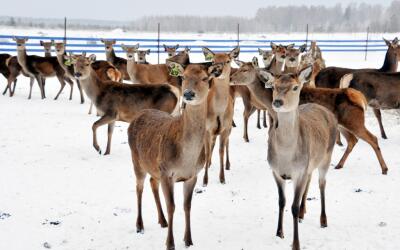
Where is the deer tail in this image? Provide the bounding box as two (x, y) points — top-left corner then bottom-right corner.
(5, 56), (12, 67)
(345, 88), (368, 111)
(340, 73), (353, 88)
(106, 68), (121, 82)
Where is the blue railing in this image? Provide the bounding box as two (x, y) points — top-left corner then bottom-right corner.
(0, 34), (388, 54)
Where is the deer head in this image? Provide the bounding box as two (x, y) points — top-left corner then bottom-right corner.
(54, 42), (66, 55)
(258, 48), (274, 68)
(40, 40), (54, 55)
(258, 66), (312, 112)
(137, 49), (150, 63)
(121, 44), (140, 61)
(202, 46), (240, 79)
(285, 46), (302, 68)
(69, 54), (97, 80)
(231, 57), (260, 85)
(271, 42), (291, 63)
(101, 39), (116, 52)
(13, 37), (29, 51)
(164, 44), (179, 58)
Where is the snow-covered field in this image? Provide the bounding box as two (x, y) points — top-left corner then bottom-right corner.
(1, 30), (400, 250)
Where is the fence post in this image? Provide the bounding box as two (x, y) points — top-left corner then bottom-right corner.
(305, 24), (309, 48)
(157, 23), (160, 64)
(365, 26), (369, 61)
(64, 17), (67, 48)
(237, 23), (240, 48)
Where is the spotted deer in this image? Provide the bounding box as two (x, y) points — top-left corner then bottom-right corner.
(128, 63), (220, 250)
(54, 42), (85, 103)
(201, 46), (239, 186)
(70, 54), (179, 155)
(100, 39), (130, 81)
(13, 37), (69, 100)
(137, 49), (150, 64)
(163, 44), (179, 58)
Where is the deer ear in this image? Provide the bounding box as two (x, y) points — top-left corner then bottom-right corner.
(88, 54), (96, 63)
(258, 48), (264, 55)
(82, 52), (87, 57)
(299, 44), (307, 52)
(166, 61), (184, 77)
(100, 39), (105, 43)
(134, 43), (140, 49)
(146, 49), (150, 55)
(287, 43), (295, 49)
(121, 44), (127, 51)
(234, 59), (245, 67)
(252, 57), (259, 68)
(270, 42), (277, 51)
(298, 65), (313, 85)
(230, 46), (240, 59)
(112, 40), (116, 45)
(258, 70), (275, 88)
(12, 36), (17, 41)
(175, 44), (179, 50)
(202, 47), (214, 61)
(383, 38), (391, 46)
(40, 40), (44, 46)
(185, 46), (191, 52)
(163, 44), (167, 51)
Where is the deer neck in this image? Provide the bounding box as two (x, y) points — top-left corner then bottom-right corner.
(106, 49), (116, 64)
(380, 48), (398, 72)
(126, 57), (138, 81)
(284, 65), (298, 74)
(45, 52), (51, 57)
(182, 101), (208, 142)
(16, 48), (30, 75)
(273, 59), (284, 74)
(271, 109), (300, 149)
(79, 69), (102, 101)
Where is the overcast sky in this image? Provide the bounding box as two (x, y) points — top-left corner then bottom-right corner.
(0, 0), (393, 21)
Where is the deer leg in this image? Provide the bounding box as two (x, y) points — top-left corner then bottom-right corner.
(34, 76), (45, 99)
(41, 76), (46, 98)
(134, 167), (146, 233)
(243, 104), (254, 143)
(76, 79), (85, 104)
(263, 110), (268, 128)
(273, 171), (286, 239)
(161, 176), (176, 250)
(292, 175), (309, 250)
(11, 78), (17, 96)
(65, 77), (74, 100)
(104, 121), (115, 155)
(28, 77), (35, 99)
(336, 131), (344, 146)
(335, 128), (358, 170)
(232, 120), (236, 127)
(92, 114), (117, 155)
(218, 132), (229, 184)
(256, 109), (261, 129)
(202, 134), (212, 187)
(299, 175), (312, 221)
(318, 167), (328, 228)
(373, 108), (387, 139)
(355, 128), (388, 175)
(4, 74), (15, 97)
(150, 177), (168, 228)
(225, 138), (230, 170)
(88, 102), (93, 115)
(54, 75), (67, 100)
(183, 176), (197, 247)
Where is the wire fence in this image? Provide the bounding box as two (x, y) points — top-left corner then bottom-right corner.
(0, 34), (388, 56)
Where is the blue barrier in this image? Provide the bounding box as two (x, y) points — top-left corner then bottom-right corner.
(0, 34), (389, 54)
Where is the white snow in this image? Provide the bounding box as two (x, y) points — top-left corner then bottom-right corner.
(1, 30), (400, 250)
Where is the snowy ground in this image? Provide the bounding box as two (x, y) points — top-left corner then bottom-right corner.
(1, 31), (400, 250)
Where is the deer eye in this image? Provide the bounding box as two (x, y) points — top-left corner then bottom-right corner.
(293, 86), (299, 91)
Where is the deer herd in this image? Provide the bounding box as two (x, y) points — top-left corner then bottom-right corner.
(1, 35), (399, 250)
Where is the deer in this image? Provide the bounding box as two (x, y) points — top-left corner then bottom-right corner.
(270, 42), (292, 74)
(163, 44), (179, 58)
(13, 37), (69, 100)
(54, 42), (85, 103)
(69, 54), (179, 155)
(340, 70), (400, 141)
(128, 63), (219, 250)
(0, 53), (12, 95)
(40, 40), (54, 57)
(137, 49), (150, 64)
(121, 44), (181, 90)
(284, 44), (306, 73)
(315, 37), (400, 139)
(299, 41), (326, 88)
(231, 58), (388, 175)
(1, 53), (33, 98)
(261, 66), (338, 250)
(201, 46), (239, 186)
(100, 39), (130, 81)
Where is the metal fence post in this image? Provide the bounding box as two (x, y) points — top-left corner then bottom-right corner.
(157, 23), (160, 64)
(305, 24), (309, 48)
(365, 26), (369, 61)
(237, 23), (240, 48)
(64, 17), (67, 48)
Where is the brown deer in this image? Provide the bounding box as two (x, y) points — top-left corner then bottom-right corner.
(1, 54), (34, 98)
(69, 54), (179, 155)
(232, 58), (388, 175)
(284, 44), (306, 73)
(54, 42), (85, 103)
(299, 42), (326, 88)
(100, 39), (130, 81)
(121, 44), (181, 90)
(163, 44), (179, 58)
(201, 46), (239, 186)
(262, 66), (337, 250)
(14, 37), (69, 100)
(270, 42), (292, 74)
(137, 49), (150, 64)
(315, 37), (400, 139)
(40, 40), (54, 57)
(340, 70), (400, 141)
(1, 53), (13, 95)
(128, 63), (219, 250)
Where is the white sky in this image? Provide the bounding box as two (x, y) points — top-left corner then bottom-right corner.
(0, 0), (392, 21)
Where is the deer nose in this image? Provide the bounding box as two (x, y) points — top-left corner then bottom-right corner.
(273, 99), (283, 108)
(281, 55), (286, 59)
(289, 57), (296, 62)
(74, 72), (82, 78)
(183, 89), (195, 101)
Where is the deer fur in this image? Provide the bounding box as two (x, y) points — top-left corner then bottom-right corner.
(201, 46), (239, 186)
(100, 39), (130, 81)
(163, 44), (179, 58)
(128, 63), (218, 250)
(283, 44), (306, 74)
(137, 49), (150, 64)
(299, 42), (326, 88)
(70, 54), (179, 155)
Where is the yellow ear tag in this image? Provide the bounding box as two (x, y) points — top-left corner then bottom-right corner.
(170, 64), (180, 77)
(205, 54), (213, 61)
(64, 59), (72, 66)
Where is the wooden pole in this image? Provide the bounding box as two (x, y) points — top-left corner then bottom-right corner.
(365, 26), (369, 61)
(157, 23), (160, 64)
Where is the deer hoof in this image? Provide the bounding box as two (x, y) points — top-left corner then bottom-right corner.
(276, 231), (284, 239)
(334, 164), (343, 170)
(382, 168), (388, 175)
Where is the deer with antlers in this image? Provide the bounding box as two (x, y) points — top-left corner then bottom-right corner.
(128, 63), (220, 250)
(201, 46), (239, 186)
(69, 53), (179, 155)
(100, 39), (130, 81)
